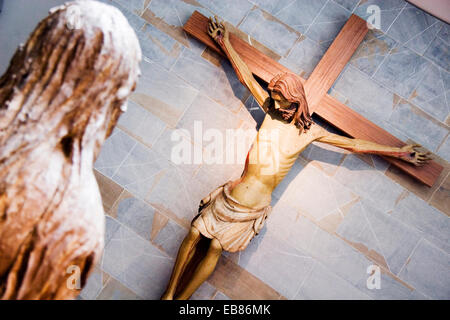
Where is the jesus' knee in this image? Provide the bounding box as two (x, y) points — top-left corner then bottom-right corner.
(185, 227), (200, 242)
(208, 238), (223, 257)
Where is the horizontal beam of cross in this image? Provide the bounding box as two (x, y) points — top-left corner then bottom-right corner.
(184, 11), (443, 187)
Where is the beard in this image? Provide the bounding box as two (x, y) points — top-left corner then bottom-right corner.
(269, 102), (297, 122)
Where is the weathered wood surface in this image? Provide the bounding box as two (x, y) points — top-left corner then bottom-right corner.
(0, 1), (141, 299)
(184, 11), (443, 187)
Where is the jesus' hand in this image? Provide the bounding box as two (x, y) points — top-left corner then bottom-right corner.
(208, 16), (228, 42)
(399, 144), (432, 166)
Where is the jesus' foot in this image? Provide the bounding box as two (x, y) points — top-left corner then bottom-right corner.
(160, 291), (174, 300)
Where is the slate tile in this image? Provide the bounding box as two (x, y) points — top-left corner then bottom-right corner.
(115, 196), (155, 240)
(373, 45), (431, 99)
(111, 140), (199, 225)
(171, 49), (249, 113)
(291, 217), (417, 299)
(100, 0), (147, 31)
(177, 93), (243, 138)
(102, 223), (173, 299)
(429, 172), (450, 222)
(112, 0), (151, 16)
(335, 154), (404, 212)
(196, 0), (254, 26)
(332, 0), (360, 12)
(337, 199), (422, 275)
(408, 63), (449, 122)
(213, 291), (231, 300)
(437, 137), (450, 164)
(281, 163), (355, 221)
(80, 267), (110, 300)
(190, 281), (217, 300)
(145, 161), (204, 225)
(350, 29), (398, 77)
(387, 4), (443, 55)
(238, 7), (301, 57)
(102, 0), (182, 69)
(111, 141), (168, 200)
(151, 127), (201, 177)
(118, 100), (166, 147)
(130, 60), (198, 128)
(354, 0), (406, 33)
(398, 239), (450, 299)
(153, 218), (188, 258)
(424, 24), (450, 72)
(145, 0), (209, 51)
(135, 23), (183, 70)
(306, 0), (351, 49)
(280, 36), (326, 78)
(303, 141), (347, 176)
(388, 100), (448, 152)
(94, 128), (137, 178)
(238, 229), (316, 299)
(332, 65), (397, 124)
(294, 261), (372, 300)
(96, 277), (142, 300)
(251, 0), (327, 35)
(393, 193), (450, 253)
(105, 216), (121, 246)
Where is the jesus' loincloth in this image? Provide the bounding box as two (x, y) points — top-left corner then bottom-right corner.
(192, 181), (272, 252)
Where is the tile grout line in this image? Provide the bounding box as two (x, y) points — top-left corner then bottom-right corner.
(401, 21), (442, 54)
(384, 2), (407, 35)
(304, 0), (330, 36)
(359, 202), (393, 272)
(427, 170), (449, 205)
(396, 237), (422, 277)
(92, 273), (112, 300)
(352, 0), (363, 14)
(291, 259), (316, 299)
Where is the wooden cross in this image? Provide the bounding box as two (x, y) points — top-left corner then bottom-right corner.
(184, 11), (443, 187)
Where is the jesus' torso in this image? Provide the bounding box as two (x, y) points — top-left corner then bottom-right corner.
(230, 113), (322, 208)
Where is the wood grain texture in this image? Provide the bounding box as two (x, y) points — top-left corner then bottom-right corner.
(0, 2), (141, 299)
(183, 11), (443, 187)
(304, 14), (368, 111)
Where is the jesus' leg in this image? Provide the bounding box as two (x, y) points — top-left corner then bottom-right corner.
(175, 238), (223, 300)
(161, 226), (202, 300)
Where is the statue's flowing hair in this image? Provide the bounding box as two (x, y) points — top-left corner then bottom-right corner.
(267, 73), (312, 133)
(0, 1), (141, 300)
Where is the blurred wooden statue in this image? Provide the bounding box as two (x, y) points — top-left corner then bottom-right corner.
(0, 0), (141, 299)
(161, 17), (432, 300)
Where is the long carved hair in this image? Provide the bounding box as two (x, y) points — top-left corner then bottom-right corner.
(267, 73), (312, 133)
(0, 1), (141, 300)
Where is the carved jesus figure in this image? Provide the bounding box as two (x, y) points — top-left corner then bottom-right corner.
(161, 17), (431, 300)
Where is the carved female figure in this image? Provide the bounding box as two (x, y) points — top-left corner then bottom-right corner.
(0, 1), (141, 299)
(161, 17), (431, 300)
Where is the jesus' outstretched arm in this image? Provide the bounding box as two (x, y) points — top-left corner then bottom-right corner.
(315, 128), (432, 166)
(207, 16), (270, 111)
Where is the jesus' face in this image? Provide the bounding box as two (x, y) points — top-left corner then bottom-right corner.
(271, 91), (291, 109)
(270, 90), (297, 122)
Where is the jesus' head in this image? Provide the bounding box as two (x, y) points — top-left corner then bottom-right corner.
(267, 73), (312, 133)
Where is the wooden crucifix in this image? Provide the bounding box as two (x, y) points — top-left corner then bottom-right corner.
(161, 12), (442, 300)
(184, 11), (443, 187)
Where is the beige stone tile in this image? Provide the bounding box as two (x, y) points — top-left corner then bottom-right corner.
(96, 277), (142, 300)
(94, 169), (124, 215)
(208, 257), (285, 300)
(429, 172), (450, 216)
